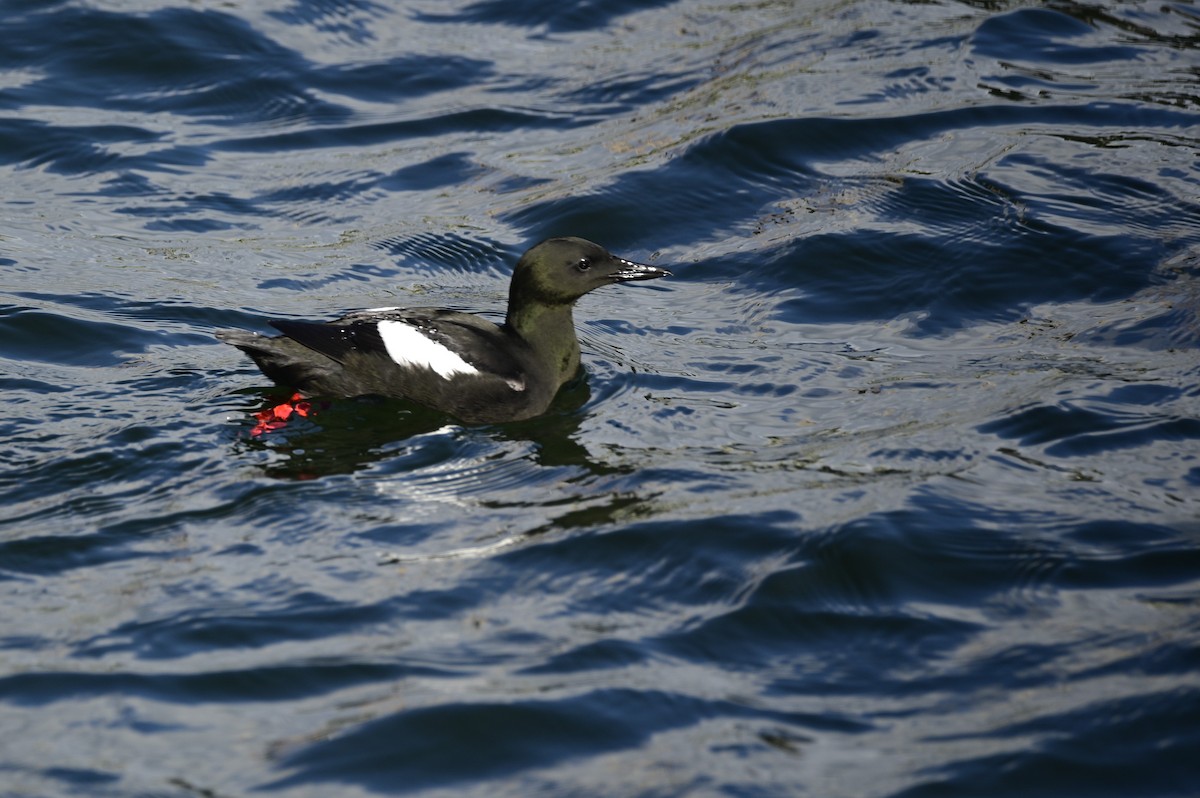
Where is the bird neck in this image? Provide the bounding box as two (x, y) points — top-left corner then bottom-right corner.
(505, 300), (581, 384)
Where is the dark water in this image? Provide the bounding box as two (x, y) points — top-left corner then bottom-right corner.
(2, 0), (1199, 795)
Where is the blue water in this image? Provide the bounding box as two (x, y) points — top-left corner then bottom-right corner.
(2, 0), (1199, 795)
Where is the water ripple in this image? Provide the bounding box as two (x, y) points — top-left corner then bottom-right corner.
(2, 0), (1199, 795)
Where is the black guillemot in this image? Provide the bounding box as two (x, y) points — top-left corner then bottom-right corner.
(216, 237), (670, 424)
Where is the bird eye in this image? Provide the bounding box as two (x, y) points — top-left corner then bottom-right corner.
(575, 257), (592, 272)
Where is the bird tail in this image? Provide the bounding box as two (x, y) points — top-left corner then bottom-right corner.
(215, 329), (335, 390)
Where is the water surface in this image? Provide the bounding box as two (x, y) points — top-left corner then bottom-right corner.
(1, 0), (1199, 795)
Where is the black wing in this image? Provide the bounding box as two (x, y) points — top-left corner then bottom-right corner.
(269, 319), (388, 364)
(270, 313), (527, 388)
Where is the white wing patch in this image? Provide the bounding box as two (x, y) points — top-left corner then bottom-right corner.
(376, 320), (480, 380)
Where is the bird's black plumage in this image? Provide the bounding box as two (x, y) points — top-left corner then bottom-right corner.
(216, 237), (670, 424)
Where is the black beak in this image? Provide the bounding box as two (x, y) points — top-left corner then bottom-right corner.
(609, 257), (671, 282)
